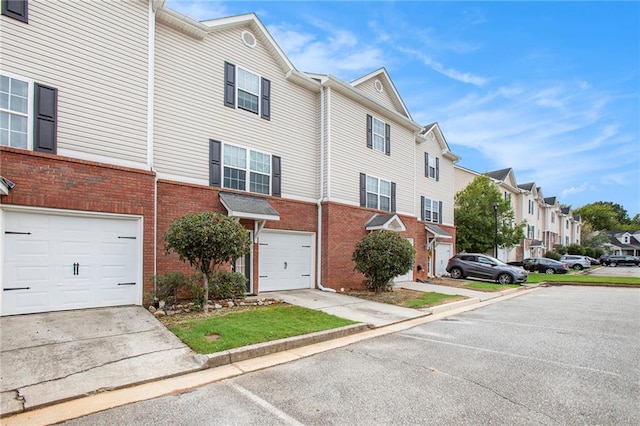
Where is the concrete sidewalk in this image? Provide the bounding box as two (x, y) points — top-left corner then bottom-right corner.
(1, 282), (532, 419)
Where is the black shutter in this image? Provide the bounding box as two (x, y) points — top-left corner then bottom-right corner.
(424, 153), (429, 177)
(359, 173), (366, 207)
(366, 115), (372, 149)
(271, 155), (281, 197)
(34, 83), (57, 154)
(224, 61), (235, 108)
(209, 139), (222, 187)
(438, 201), (443, 224)
(2, 0), (28, 23)
(385, 123), (391, 156)
(391, 182), (396, 212)
(420, 196), (425, 221)
(261, 78), (271, 120)
(435, 157), (440, 181)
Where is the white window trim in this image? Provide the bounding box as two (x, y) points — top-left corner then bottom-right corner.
(366, 174), (391, 211)
(423, 197), (440, 223)
(427, 155), (437, 180)
(371, 116), (386, 153)
(0, 71), (34, 150)
(236, 66), (262, 115)
(222, 142), (272, 195)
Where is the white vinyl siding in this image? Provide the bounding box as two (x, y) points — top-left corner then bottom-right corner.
(328, 90), (414, 214)
(0, 0), (149, 164)
(418, 146), (455, 224)
(352, 78), (407, 117)
(153, 24), (318, 199)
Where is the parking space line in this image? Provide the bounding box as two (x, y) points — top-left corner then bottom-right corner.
(229, 383), (304, 426)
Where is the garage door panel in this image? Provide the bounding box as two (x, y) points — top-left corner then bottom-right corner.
(2, 211), (140, 316)
(258, 232), (313, 292)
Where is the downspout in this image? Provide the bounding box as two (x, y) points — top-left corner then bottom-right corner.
(148, 1), (158, 295)
(317, 85), (335, 292)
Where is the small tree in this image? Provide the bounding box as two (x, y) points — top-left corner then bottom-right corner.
(164, 212), (250, 312)
(352, 230), (415, 293)
(455, 174), (525, 254)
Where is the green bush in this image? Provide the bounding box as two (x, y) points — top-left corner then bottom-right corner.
(209, 271), (247, 299)
(554, 245), (567, 255)
(352, 230), (415, 293)
(566, 244), (586, 255)
(152, 271), (193, 303)
(544, 251), (561, 261)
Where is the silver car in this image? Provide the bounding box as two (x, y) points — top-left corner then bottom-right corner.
(559, 255), (591, 270)
(446, 253), (528, 284)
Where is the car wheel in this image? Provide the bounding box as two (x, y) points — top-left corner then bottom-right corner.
(497, 273), (513, 284)
(545, 268), (555, 275)
(573, 264), (583, 271)
(610, 262), (617, 267)
(449, 268), (464, 279)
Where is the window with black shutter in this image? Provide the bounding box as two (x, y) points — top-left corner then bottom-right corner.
(209, 139), (222, 187)
(224, 62), (271, 120)
(2, 0), (28, 23)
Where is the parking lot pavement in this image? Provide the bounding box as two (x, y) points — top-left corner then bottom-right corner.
(57, 285), (639, 425)
(586, 265), (640, 278)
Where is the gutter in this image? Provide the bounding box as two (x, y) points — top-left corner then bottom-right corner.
(316, 86), (335, 293)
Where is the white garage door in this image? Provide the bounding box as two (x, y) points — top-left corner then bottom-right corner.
(2, 210), (141, 316)
(435, 243), (453, 277)
(258, 231), (313, 292)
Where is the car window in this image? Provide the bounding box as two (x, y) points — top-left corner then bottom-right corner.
(477, 257), (494, 266)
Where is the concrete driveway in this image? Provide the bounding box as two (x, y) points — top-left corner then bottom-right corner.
(0, 306), (205, 416)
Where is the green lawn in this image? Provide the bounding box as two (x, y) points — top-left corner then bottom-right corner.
(525, 273), (640, 285)
(166, 305), (357, 354)
(403, 292), (465, 308)
(464, 283), (521, 291)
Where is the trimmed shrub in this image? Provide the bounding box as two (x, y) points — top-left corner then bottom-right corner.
(544, 251), (561, 261)
(152, 271), (192, 304)
(209, 271), (247, 299)
(566, 244), (586, 255)
(352, 230), (415, 293)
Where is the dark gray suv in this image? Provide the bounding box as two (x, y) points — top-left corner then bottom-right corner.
(446, 253), (528, 284)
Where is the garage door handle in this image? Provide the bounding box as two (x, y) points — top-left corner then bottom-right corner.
(73, 263), (79, 275)
(117, 282), (136, 286)
(4, 287), (31, 291)
(301, 274), (310, 277)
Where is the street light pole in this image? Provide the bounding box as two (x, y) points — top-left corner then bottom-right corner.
(492, 202), (499, 259)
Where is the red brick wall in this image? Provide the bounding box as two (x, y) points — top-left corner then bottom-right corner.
(0, 147), (156, 300)
(320, 201), (435, 290)
(156, 180), (318, 292)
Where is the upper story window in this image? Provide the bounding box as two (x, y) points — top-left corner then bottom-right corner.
(2, 0), (28, 23)
(528, 200), (534, 215)
(366, 114), (390, 155)
(224, 62), (270, 120)
(551, 214), (555, 223)
(421, 197), (441, 223)
(209, 139), (281, 197)
(527, 225), (535, 239)
(424, 153), (439, 181)
(0, 73), (57, 154)
(1, 75), (29, 148)
(359, 173), (395, 212)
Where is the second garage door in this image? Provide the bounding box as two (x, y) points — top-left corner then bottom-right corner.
(258, 231), (314, 292)
(2, 210), (141, 316)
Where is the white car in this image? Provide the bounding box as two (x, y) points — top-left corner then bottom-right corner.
(559, 255), (591, 270)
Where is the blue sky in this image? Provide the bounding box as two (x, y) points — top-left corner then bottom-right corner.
(166, 0), (640, 218)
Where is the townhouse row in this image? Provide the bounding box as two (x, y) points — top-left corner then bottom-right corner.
(0, 0), (460, 316)
(455, 166), (582, 262)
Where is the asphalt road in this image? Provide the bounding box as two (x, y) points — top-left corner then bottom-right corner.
(65, 286), (639, 425)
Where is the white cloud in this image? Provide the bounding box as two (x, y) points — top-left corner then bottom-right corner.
(165, 0), (229, 20)
(561, 183), (589, 197)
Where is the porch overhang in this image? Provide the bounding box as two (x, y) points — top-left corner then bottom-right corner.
(365, 213), (406, 232)
(219, 192), (280, 242)
(424, 223), (452, 240)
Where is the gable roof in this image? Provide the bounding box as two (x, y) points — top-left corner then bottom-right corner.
(155, 9), (319, 91)
(350, 68), (411, 119)
(544, 196), (557, 205)
(420, 122), (460, 162)
(518, 182), (536, 192)
(487, 168), (511, 181)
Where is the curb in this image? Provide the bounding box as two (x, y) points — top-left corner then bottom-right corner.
(204, 323), (372, 368)
(423, 297), (481, 314)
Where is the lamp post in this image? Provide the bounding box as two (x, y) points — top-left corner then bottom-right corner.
(492, 202), (499, 259)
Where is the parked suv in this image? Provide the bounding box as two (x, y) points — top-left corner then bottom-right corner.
(601, 255), (640, 267)
(446, 253), (528, 284)
(559, 255), (591, 270)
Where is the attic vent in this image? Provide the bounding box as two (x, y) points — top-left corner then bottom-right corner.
(374, 80), (383, 92)
(241, 30), (257, 48)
